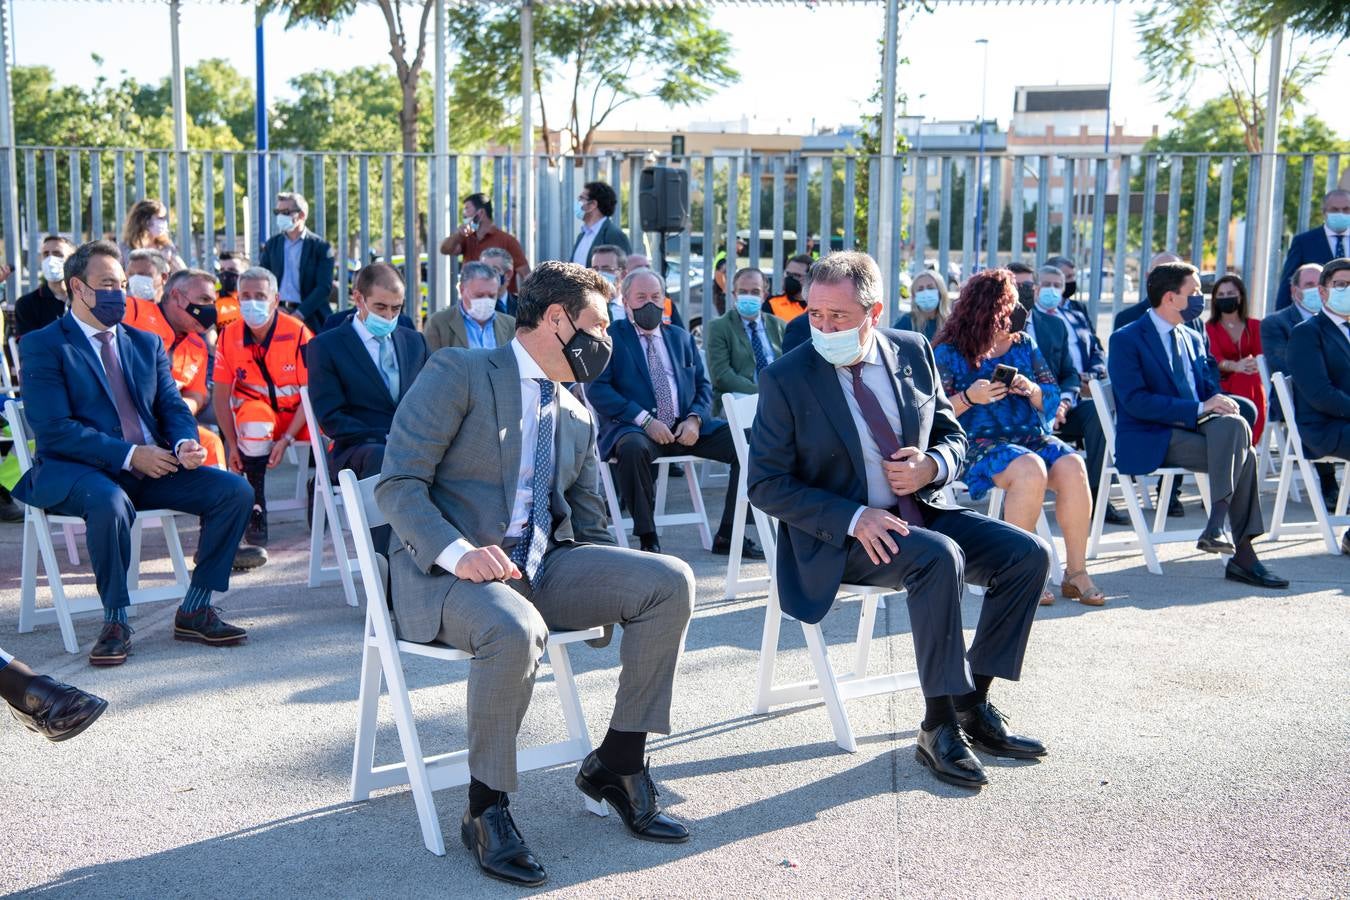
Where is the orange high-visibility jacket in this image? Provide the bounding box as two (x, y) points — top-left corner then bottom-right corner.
(123, 296), (209, 398)
(215, 311), (311, 413)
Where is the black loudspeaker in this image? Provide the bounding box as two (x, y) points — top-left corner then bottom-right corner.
(639, 166), (689, 233)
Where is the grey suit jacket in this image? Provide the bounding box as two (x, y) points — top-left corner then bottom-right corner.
(375, 344), (614, 643)
(424, 306), (516, 354)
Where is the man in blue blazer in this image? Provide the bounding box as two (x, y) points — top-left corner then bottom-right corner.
(1273, 190), (1350, 310)
(1107, 261), (1287, 589)
(748, 252), (1050, 790)
(13, 240), (254, 666)
(260, 191), (335, 333)
(1287, 260), (1350, 554)
(588, 269), (759, 558)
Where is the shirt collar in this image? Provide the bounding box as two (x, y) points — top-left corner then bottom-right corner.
(1325, 223), (1348, 239)
(1147, 308), (1178, 337)
(1322, 308), (1350, 328)
(510, 337), (550, 382)
(350, 312), (377, 344)
(582, 217), (603, 237)
(285, 229), (306, 246)
(74, 314), (115, 341)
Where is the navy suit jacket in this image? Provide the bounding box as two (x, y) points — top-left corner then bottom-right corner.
(1115, 298), (1220, 384)
(1259, 303), (1311, 422)
(1275, 227), (1337, 311)
(1027, 309), (1081, 400)
(781, 312), (811, 355)
(570, 217), (631, 265)
(260, 229), (335, 329)
(320, 306), (416, 334)
(1107, 314), (1219, 476)
(13, 314), (197, 509)
(1287, 313), (1350, 459)
(306, 321), (428, 460)
(588, 318), (723, 460)
(747, 330), (966, 624)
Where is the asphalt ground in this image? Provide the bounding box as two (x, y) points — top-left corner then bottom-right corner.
(1, 460), (1346, 898)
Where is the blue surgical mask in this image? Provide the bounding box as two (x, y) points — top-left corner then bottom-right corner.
(574, 201), (586, 221)
(240, 299), (272, 328)
(1036, 286), (1062, 311)
(810, 323), (866, 366)
(1326, 212), (1350, 233)
(84, 286), (126, 328)
(1327, 286), (1350, 315)
(735, 295), (762, 318)
(1300, 286), (1323, 313)
(913, 288), (940, 312)
(363, 310), (398, 338)
(1181, 293), (1206, 323)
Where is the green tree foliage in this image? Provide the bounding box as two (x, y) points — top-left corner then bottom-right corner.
(446, 3), (738, 157)
(1243, 0), (1350, 41)
(1136, 0), (1341, 152)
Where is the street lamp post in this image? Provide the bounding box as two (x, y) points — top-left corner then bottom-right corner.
(972, 38), (989, 274)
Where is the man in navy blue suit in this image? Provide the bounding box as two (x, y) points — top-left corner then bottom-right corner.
(307, 262), (428, 480)
(1274, 190), (1350, 311)
(14, 241), (255, 666)
(588, 269), (761, 559)
(1107, 261), (1287, 589)
(1287, 258), (1350, 554)
(748, 252), (1050, 790)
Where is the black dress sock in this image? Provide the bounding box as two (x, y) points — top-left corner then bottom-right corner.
(596, 728), (647, 775)
(468, 777), (506, 817)
(921, 695), (957, 731)
(955, 674), (995, 712)
(1233, 536), (1257, 568)
(1206, 499), (1230, 532)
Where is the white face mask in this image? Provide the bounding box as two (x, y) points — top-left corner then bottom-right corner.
(149, 217), (168, 238)
(41, 255), (66, 284)
(466, 296), (497, 323)
(127, 274), (158, 300)
(275, 212), (298, 233)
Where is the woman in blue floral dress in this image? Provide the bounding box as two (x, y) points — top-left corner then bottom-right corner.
(932, 269), (1105, 606)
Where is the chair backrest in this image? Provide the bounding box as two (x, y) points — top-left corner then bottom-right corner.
(1088, 378), (1118, 455)
(1270, 372), (1303, 456)
(3, 399), (36, 471)
(720, 391), (780, 560)
(1, 338), (13, 387)
(337, 469), (394, 634)
(298, 385), (334, 492)
(1257, 354), (1272, 404)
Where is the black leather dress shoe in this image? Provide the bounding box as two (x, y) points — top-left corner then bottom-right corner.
(174, 606), (248, 646)
(1168, 496), (1186, 518)
(460, 796), (547, 887)
(915, 721), (987, 788)
(245, 506), (269, 546)
(711, 534), (765, 560)
(575, 752), (690, 843)
(0, 492), (24, 523)
(957, 701), (1046, 759)
(90, 622), (132, 667)
(1103, 504), (1129, 526)
(1196, 525), (1236, 555)
(1224, 559), (1289, 589)
(7, 674), (108, 742)
(638, 534), (662, 554)
(231, 544), (268, 571)
(1341, 530), (1350, 556)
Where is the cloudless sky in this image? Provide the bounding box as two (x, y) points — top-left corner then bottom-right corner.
(12, 0), (1350, 142)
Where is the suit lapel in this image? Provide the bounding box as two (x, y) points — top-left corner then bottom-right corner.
(616, 319), (656, 392)
(1318, 313), (1350, 368)
(62, 315), (117, 408)
(487, 345), (523, 517)
(392, 329), (415, 400)
(449, 309), (468, 348)
(339, 321), (387, 392)
(1139, 320), (1180, 390)
(875, 335), (919, 447)
(804, 348), (868, 483)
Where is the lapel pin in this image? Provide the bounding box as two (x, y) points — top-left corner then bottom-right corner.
(902, 365), (912, 377)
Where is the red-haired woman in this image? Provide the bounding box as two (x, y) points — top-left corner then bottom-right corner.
(933, 269), (1105, 607)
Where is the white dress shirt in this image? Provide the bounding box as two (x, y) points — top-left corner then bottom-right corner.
(1147, 308), (1206, 414)
(350, 312), (384, 371)
(74, 316), (163, 470)
(1324, 224), (1349, 257)
(434, 339), (557, 575)
(572, 217), (604, 266)
(836, 336), (949, 536)
(741, 314), (777, 365)
(1322, 308), (1350, 349)
(633, 326), (681, 425)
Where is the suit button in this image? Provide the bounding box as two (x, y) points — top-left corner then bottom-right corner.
(498, 522), (507, 532)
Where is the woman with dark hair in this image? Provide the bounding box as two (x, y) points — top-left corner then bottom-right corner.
(1205, 274), (1265, 443)
(933, 269), (1105, 607)
(120, 197), (185, 271)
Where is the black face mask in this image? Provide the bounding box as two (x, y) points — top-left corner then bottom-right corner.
(556, 315), (613, 383)
(631, 301), (665, 332)
(1009, 303), (1029, 333)
(1063, 279), (1077, 300)
(1016, 282), (1035, 309)
(1216, 296), (1240, 315)
(218, 270), (239, 294)
(783, 274), (803, 297)
(186, 302), (218, 330)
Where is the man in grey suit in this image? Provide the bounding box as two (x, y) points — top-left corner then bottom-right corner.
(423, 261), (516, 352)
(377, 261), (694, 887)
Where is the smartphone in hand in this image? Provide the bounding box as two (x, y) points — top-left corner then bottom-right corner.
(991, 364), (1018, 387)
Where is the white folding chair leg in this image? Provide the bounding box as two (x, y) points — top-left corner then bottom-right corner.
(546, 641), (609, 817)
(852, 592), (881, 680)
(682, 461), (714, 550)
(350, 638), (385, 803)
(1036, 512), (1062, 585)
(23, 513), (81, 653)
(800, 620), (857, 753)
(752, 588), (785, 715)
(62, 524), (80, 565)
(1152, 472), (1175, 534)
(599, 462), (630, 549)
(308, 486), (360, 607)
(1123, 475), (1163, 575)
(383, 649), (446, 856)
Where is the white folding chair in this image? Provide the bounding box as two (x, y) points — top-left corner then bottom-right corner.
(1255, 356), (1294, 495)
(340, 470), (608, 856)
(1085, 379), (1212, 574)
(298, 387), (359, 607)
(1, 337), (17, 394)
(268, 439), (311, 513)
(6, 399), (192, 653)
(1267, 373), (1349, 554)
(720, 393), (769, 599)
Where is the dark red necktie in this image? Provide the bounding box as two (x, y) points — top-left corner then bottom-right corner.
(847, 363), (925, 527)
